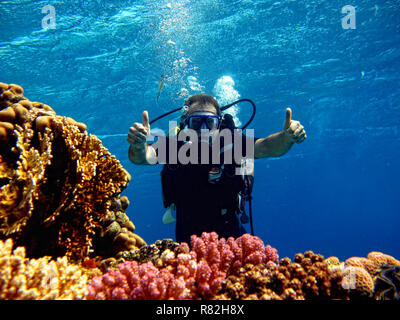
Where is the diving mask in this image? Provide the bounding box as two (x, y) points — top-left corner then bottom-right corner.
(185, 113), (221, 130)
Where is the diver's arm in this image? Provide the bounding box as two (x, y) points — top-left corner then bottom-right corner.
(128, 143), (157, 165)
(254, 132), (294, 158)
(254, 108), (306, 159)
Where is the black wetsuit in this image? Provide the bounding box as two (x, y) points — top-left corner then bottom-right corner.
(157, 134), (257, 244)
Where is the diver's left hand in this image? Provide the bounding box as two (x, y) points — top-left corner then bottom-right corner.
(282, 108), (307, 144)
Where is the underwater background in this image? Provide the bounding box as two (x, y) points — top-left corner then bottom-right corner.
(0, 0), (399, 262)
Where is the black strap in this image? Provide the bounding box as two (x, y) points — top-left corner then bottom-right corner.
(248, 196), (254, 236)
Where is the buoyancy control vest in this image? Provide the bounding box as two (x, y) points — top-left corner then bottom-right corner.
(160, 113), (255, 235)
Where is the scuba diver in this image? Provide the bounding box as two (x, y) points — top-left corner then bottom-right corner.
(127, 94), (306, 244)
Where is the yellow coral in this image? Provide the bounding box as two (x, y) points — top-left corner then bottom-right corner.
(0, 124), (53, 235)
(0, 239), (88, 300)
(0, 82), (144, 261)
(324, 256), (345, 273)
(324, 256), (339, 266)
(42, 116), (132, 259)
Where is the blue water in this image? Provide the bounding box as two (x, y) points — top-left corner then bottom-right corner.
(1, 0), (399, 261)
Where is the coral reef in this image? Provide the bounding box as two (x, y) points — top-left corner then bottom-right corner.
(117, 238), (181, 264)
(341, 251), (400, 299)
(94, 196), (146, 259)
(345, 252), (400, 276)
(96, 238), (181, 273)
(373, 264), (400, 300)
(86, 260), (197, 300)
(216, 250), (344, 300)
(86, 232), (279, 300)
(0, 82), (145, 261)
(0, 239), (88, 300)
(340, 266), (374, 298)
(2, 228), (400, 300)
(1, 82), (399, 301)
(189, 232), (278, 298)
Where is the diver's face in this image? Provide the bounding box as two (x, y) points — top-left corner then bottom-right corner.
(186, 103), (219, 133)
(184, 103), (220, 141)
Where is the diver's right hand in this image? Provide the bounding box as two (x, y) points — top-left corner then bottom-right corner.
(127, 110), (150, 149)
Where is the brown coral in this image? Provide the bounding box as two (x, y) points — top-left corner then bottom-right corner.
(345, 257), (376, 275)
(343, 251), (400, 299)
(0, 239), (88, 300)
(216, 250), (346, 300)
(116, 238), (181, 266)
(0, 82), (145, 261)
(341, 266), (374, 298)
(367, 252), (400, 271)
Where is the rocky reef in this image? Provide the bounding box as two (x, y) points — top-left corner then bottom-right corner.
(0, 82), (399, 300)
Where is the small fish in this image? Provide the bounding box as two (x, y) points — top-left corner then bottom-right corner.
(157, 74), (167, 102)
(374, 4), (378, 16)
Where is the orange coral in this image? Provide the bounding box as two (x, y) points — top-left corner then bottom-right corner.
(342, 251), (400, 299)
(345, 257), (376, 275)
(341, 266), (374, 298)
(216, 250), (345, 300)
(367, 252), (400, 270)
(345, 252), (400, 277)
(0, 82), (145, 261)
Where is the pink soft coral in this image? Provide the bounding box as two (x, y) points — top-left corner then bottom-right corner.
(190, 232), (278, 298)
(87, 260), (196, 300)
(86, 232), (278, 300)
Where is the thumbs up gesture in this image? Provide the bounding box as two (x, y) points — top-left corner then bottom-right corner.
(127, 111), (151, 149)
(283, 108), (307, 144)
